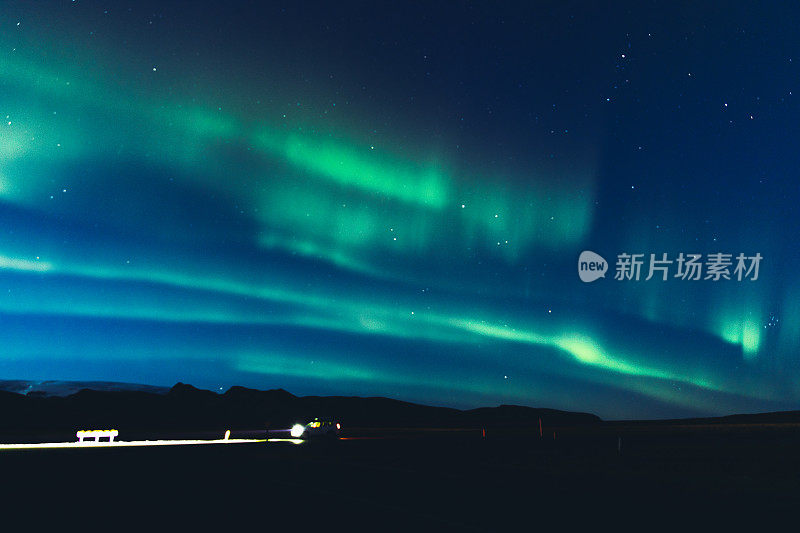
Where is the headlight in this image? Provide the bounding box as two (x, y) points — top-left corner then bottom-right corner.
(290, 424), (305, 438)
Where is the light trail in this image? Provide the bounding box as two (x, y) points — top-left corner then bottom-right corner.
(266, 438), (305, 445)
(0, 438), (266, 451)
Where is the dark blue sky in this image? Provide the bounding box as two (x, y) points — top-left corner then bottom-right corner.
(0, 1), (798, 418)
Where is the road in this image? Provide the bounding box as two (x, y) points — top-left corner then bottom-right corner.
(0, 429), (798, 529)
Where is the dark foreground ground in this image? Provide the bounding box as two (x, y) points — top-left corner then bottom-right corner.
(1, 424), (799, 530)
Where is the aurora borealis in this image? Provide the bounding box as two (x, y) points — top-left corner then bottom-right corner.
(1, 2), (799, 419)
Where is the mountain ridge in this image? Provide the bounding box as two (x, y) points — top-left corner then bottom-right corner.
(0, 380), (600, 435)
(4, 380), (800, 434)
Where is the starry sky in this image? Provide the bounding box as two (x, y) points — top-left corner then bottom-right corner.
(0, 1), (799, 419)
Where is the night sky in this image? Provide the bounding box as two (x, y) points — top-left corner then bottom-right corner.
(1, 1), (799, 419)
